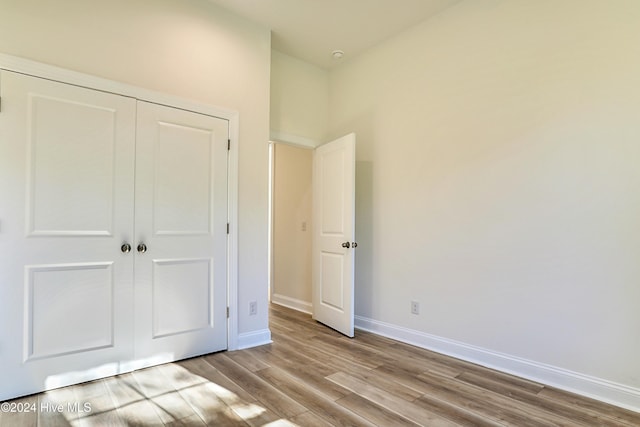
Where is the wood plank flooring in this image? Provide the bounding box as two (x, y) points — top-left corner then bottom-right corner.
(2, 303), (639, 426)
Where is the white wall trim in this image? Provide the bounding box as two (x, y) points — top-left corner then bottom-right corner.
(268, 143), (275, 311)
(236, 329), (272, 350)
(270, 130), (320, 148)
(272, 294), (313, 314)
(226, 109), (240, 351)
(0, 52), (241, 352)
(355, 315), (640, 413)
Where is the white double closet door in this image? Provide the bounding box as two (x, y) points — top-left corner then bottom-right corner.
(0, 71), (228, 400)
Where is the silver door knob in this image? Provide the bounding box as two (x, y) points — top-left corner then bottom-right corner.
(121, 243), (131, 253)
(137, 243), (147, 253)
(341, 242), (350, 248)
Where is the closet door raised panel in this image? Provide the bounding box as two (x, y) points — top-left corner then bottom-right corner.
(0, 71), (136, 400)
(133, 101), (228, 365)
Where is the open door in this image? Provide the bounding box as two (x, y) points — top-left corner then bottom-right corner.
(312, 133), (356, 337)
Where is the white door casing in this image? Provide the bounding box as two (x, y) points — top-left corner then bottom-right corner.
(0, 70), (229, 400)
(312, 133), (356, 337)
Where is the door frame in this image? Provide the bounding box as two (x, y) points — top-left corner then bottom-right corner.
(0, 53), (241, 350)
(268, 137), (317, 314)
(270, 132), (358, 319)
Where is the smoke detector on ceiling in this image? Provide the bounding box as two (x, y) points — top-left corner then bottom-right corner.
(331, 50), (344, 60)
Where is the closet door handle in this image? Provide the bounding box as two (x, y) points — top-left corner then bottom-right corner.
(137, 243), (147, 253)
(341, 242), (350, 248)
(121, 243), (132, 253)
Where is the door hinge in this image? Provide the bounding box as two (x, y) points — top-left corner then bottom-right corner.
(226, 307), (230, 318)
(227, 139), (230, 150)
(226, 223), (230, 234)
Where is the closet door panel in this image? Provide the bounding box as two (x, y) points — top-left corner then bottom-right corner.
(0, 71), (136, 401)
(134, 101), (228, 365)
(153, 121), (213, 235)
(152, 258), (212, 337)
(27, 94), (117, 235)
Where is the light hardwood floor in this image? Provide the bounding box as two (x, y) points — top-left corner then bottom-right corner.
(2, 303), (639, 426)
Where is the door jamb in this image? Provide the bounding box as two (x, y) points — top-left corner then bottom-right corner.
(268, 132), (320, 314)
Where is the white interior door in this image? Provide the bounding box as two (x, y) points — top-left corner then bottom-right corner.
(312, 133), (356, 337)
(0, 71), (136, 400)
(133, 101), (228, 366)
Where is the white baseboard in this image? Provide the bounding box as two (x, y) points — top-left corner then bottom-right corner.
(271, 294), (313, 314)
(355, 315), (640, 413)
(236, 329), (272, 350)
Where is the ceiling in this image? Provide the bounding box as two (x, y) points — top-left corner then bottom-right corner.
(207, 0), (462, 69)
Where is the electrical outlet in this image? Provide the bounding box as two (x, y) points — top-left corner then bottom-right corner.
(411, 301), (419, 315)
(249, 301), (257, 316)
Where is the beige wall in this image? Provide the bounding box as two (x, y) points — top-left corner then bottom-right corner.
(270, 50), (329, 144)
(329, 0), (640, 395)
(0, 0), (271, 336)
(272, 144), (313, 310)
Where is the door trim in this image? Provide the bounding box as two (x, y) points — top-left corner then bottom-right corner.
(268, 138), (316, 316)
(0, 52), (241, 350)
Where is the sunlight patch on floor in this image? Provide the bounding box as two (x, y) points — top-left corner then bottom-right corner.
(38, 360), (294, 426)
